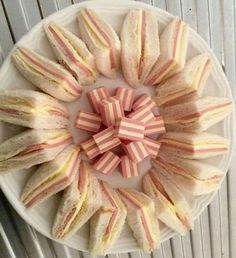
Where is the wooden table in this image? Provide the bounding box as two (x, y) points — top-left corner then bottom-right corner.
(0, 1), (235, 258)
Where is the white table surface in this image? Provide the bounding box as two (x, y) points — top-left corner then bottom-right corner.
(0, 1), (235, 258)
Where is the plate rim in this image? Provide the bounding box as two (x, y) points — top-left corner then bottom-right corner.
(0, 0), (235, 253)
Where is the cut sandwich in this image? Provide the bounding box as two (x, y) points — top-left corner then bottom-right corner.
(89, 181), (127, 256)
(12, 47), (82, 102)
(161, 96), (232, 132)
(78, 8), (121, 78)
(21, 144), (81, 208)
(154, 53), (212, 106)
(159, 132), (229, 159)
(145, 17), (189, 86)
(45, 22), (97, 85)
(143, 169), (193, 235)
(152, 151), (224, 195)
(117, 188), (159, 253)
(121, 9), (160, 87)
(0, 89), (69, 129)
(52, 161), (101, 239)
(0, 129), (72, 174)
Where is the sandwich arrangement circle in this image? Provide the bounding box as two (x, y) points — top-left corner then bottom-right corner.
(0, 0), (234, 254)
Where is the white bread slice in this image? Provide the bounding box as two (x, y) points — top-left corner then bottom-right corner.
(0, 89), (69, 129)
(152, 151), (224, 195)
(21, 144), (80, 208)
(161, 96), (232, 132)
(143, 169), (193, 235)
(159, 132), (229, 159)
(117, 188), (159, 253)
(154, 53), (212, 106)
(0, 129), (72, 174)
(52, 161), (101, 239)
(78, 8), (121, 79)
(145, 17), (189, 85)
(121, 9), (160, 87)
(44, 22), (97, 85)
(89, 181), (127, 256)
(12, 47), (82, 102)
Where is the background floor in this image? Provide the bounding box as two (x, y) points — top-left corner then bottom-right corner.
(0, 0), (236, 258)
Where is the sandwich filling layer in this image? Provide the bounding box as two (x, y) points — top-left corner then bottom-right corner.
(47, 25), (94, 77)
(23, 151), (80, 207)
(118, 189), (154, 249)
(160, 138), (228, 153)
(153, 157), (223, 182)
(148, 170), (191, 229)
(81, 9), (116, 69)
(55, 165), (89, 239)
(17, 48), (81, 95)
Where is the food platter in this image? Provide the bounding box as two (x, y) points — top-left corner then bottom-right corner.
(0, 0), (234, 253)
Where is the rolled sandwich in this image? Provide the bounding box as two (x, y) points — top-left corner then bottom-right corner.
(89, 181), (127, 256)
(52, 161), (101, 239)
(45, 22), (97, 85)
(0, 89), (69, 129)
(145, 17), (189, 85)
(21, 144), (81, 208)
(117, 188), (159, 253)
(152, 151), (224, 195)
(121, 9), (160, 87)
(143, 169), (193, 235)
(159, 132), (229, 159)
(0, 129), (72, 174)
(161, 96), (232, 132)
(12, 47), (82, 102)
(154, 53), (212, 106)
(78, 8), (121, 78)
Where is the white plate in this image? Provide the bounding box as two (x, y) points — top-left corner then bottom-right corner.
(0, 0), (234, 253)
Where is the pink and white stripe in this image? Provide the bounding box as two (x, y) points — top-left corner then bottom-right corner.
(75, 111), (101, 132)
(93, 151), (121, 174)
(114, 117), (145, 141)
(122, 141), (149, 163)
(127, 105), (155, 124)
(132, 93), (156, 110)
(99, 96), (124, 126)
(145, 115), (166, 136)
(93, 126), (121, 153)
(87, 87), (110, 114)
(80, 137), (101, 159)
(115, 87), (135, 111)
(142, 137), (161, 158)
(120, 155), (139, 178)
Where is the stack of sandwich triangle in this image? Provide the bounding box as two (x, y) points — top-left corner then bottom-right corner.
(0, 6), (233, 256)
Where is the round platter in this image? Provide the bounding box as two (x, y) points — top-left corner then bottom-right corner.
(0, 0), (234, 253)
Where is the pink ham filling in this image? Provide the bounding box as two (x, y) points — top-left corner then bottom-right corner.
(100, 183), (119, 234)
(84, 9), (116, 69)
(19, 49), (82, 95)
(138, 10), (147, 80)
(25, 155), (80, 208)
(48, 26), (93, 77)
(149, 170), (191, 228)
(56, 208), (77, 238)
(18, 136), (72, 156)
(174, 102), (231, 121)
(163, 59), (211, 105)
(155, 157), (223, 182)
(48, 109), (69, 119)
(0, 107), (68, 119)
(118, 190), (154, 249)
(161, 142), (227, 153)
(149, 170), (173, 204)
(78, 162), (88, 191)
(148, 20), (181, 84)
(0, 108), (25, 115)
